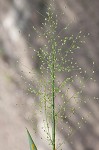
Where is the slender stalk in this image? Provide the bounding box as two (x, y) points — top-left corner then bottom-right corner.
(52, 43), (56, 150)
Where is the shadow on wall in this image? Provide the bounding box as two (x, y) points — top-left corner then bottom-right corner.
(0, 0), (99, 150)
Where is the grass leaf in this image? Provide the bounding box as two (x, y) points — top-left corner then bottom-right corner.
(26, 128), (38, 150)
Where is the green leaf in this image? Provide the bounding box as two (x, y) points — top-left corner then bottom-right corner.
(26, 128), (37, 150)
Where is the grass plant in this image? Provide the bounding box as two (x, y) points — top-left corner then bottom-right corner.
(17, 1), (97, 150)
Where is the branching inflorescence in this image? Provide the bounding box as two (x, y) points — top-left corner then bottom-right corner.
(17, 0), (97, 150)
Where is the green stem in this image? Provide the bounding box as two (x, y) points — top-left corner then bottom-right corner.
(52, 43), (55, 150)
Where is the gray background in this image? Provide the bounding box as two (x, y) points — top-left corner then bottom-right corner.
(0, 0), (99, 150)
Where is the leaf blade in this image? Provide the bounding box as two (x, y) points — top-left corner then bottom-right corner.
(26, 128), (37, 150)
